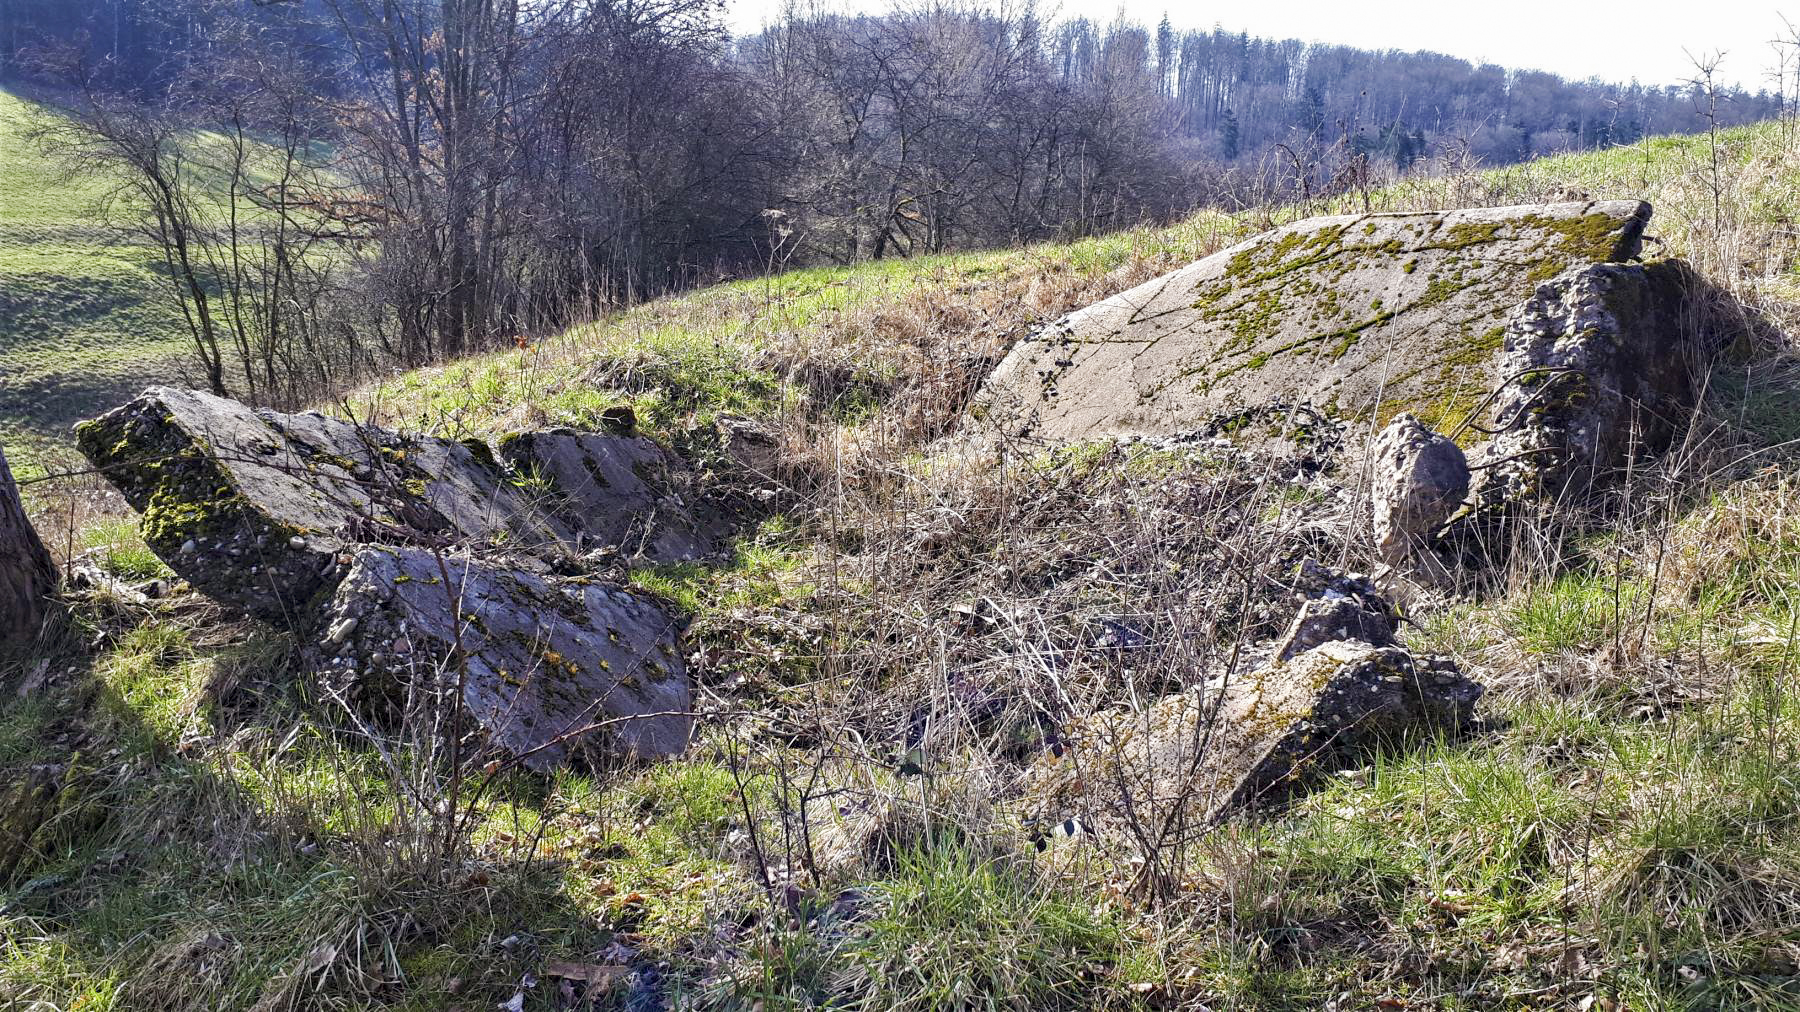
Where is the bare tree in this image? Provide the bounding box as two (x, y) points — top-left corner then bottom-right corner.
(32, 84), (234, 395)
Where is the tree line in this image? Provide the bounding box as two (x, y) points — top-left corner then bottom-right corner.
(2, 0), (1783, 406)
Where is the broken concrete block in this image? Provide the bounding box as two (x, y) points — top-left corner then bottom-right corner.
(495, 428), (725, 563)
(1369, 413), (1469, 566)
(315, 546), (692, 767)
(1461, 260), (1698, 524)
(979, 200), (1654, 442)
(1273, 559), (1401, 662)
(1027, 562), (1480, 826)
(74, 387), (567, 623)
(1032, 639), (1480, 826)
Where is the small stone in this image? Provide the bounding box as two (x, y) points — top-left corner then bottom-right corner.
(599, 405), (637, 435)
(289, 535), (307, 550)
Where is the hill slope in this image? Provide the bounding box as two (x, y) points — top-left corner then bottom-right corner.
(0, 89), (189, 476)
(349, 117), (1800, 453)
(0, 117), (1797, 1011)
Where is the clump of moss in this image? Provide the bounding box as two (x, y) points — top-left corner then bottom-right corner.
(1441, 221), (1505, 249)
(1521, 211), (1639, 263)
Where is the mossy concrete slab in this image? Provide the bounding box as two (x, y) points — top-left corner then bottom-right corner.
(1026, 562), (1482, 829)
(315, 546), (692, 767)
(78, 387), (702, 766)
(980, 200), (1652, 440)
(75, 386), (568, 624)
(495, 428), (728, 564)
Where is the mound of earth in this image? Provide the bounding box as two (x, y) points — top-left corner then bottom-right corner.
(979, 200), (1657, 441)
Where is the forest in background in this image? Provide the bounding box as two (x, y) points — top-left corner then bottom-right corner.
(0, 0), (1786, 407)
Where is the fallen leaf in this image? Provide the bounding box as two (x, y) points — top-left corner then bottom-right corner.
(543, 961), (628, 986)
(303, 943), (337, 974)
(1429, 896), (1472, 915)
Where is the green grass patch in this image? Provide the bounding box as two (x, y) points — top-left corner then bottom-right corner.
(1504, 567), (1648, 656)
(1183, 666), (1800, 1006)
(632, 517), (814, 615)
(831, 833), (1137, 1010)
(0, 89), (192, 474)
(76, 518), (172, 581)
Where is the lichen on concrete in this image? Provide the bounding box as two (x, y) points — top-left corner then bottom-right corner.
(76, 387), (572, 623)
(76, 387), (712, 769)
(976, 200), (1654, 442)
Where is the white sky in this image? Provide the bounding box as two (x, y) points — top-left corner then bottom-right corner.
(727, 0), (1798, 91)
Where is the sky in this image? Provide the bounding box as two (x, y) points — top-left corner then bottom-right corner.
(726, 0), (1797, 91)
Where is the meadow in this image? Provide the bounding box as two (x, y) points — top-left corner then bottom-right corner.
(0, 88), (190, 478)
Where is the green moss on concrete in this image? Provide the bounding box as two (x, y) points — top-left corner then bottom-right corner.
(1522, 211), (1640, 263)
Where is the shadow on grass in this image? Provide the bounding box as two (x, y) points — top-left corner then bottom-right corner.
(0, 602), (607, 1011)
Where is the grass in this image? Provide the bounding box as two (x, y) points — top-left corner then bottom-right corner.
(0, 86), (313, 480)
(632, 517), (814, 614)
(16, 457), (1798, 1008)
(832, 834), (1136, 1010)
(1208, 674), (1800, 1007)
(75, 518), (173, 581)
(1503, 568), (1649, 657)
(0, 88), (191, 478)
(0, 612), (745, 1009)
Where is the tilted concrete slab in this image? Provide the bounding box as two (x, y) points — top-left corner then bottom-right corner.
(315, 546), (692, 769)
(979, 200), (1652, 441)
(76, 386), (567, 623)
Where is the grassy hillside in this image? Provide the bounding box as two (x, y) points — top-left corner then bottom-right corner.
(0, 88), (190, 477)
(1, 116), (1798, 1011)
(350, 118), (1800, 452)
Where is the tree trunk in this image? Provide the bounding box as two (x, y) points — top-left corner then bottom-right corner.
(0, 444), (56, 648)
